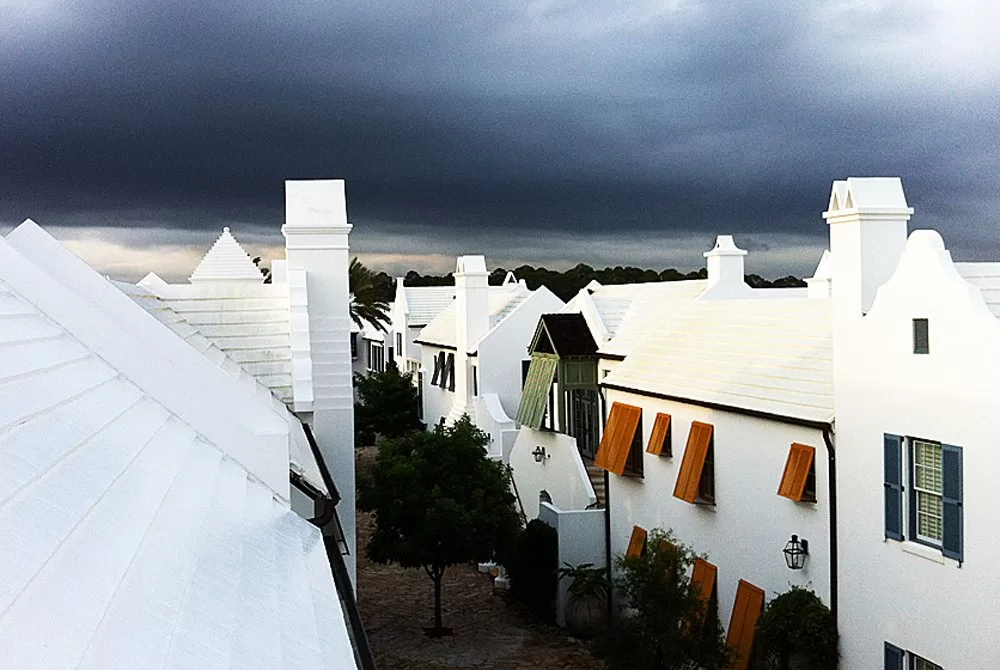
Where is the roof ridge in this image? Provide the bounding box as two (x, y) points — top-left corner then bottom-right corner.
(189, 228), (264, 284)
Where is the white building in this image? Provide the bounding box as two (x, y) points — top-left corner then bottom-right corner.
(511, 241), (832, 660)
(389, 280), (455, 379)
(415, 255), (563, 458)
(0, 180), (367, 668)
(828, 178), (998, 669)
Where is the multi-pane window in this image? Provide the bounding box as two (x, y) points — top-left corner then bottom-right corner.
(885, 643), (942, 670)
(913, 656), (943, 670)
(367, 342), (385, 372)
(913, 440), (943, 543)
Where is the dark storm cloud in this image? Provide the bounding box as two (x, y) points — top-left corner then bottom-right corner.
(2, 0), (1000, 271)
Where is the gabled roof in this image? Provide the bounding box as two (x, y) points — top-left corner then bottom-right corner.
(603, 297), (833, 425)
(530, 313), (598, 357)
(189, 227), (266, 283)
(0, 234), (354, 668)
(402, 285), (455, 326)
(415, 284), (533, 351)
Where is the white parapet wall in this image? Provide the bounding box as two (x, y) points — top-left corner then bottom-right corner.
(538, 502), (606, 628)
(510, 427), (597, 514)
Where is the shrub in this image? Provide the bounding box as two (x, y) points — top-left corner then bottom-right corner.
(505, 519), (558, 624)
(754, 586), (838, 669)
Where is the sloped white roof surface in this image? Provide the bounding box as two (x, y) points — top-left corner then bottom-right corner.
(114, 280), (326, 494)
(604, 296), (833, 424)
(190, 227), (266, 283)
(416, 286), (531, 351)
(138, 277), (295, 404)
(956, 262), (1000, 317)
(0, 278), (355, 668)
(593, 280), (708, 358)
(403, 286), (455, 326)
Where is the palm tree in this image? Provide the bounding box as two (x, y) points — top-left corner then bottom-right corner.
(349, 257), (391, 332)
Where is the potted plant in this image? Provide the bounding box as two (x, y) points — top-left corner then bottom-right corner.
(558, 562), (610, 638)
(754, 586), (838, 670)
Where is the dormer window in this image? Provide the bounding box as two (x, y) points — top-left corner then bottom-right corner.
(913, 318), (929, 354)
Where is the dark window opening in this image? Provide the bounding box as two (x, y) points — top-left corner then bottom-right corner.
(623, 417), (644, 477)
(913, 318), (929, 354)
(698, 442), (715, 504)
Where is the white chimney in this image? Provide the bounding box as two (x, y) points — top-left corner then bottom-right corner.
(700, 235), (752, 299)
(281, 179), (357, 584)
(450, 255), (489, 422)
(823, 177), (912, 319)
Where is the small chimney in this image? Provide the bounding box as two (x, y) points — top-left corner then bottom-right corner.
(700, 235), (752, 299)
(823, 177), (912, 319)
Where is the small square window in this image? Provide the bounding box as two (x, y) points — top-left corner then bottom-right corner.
(913, 318), (929, 354)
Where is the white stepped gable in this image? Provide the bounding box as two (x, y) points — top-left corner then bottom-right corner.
(189, 227), (265, 283)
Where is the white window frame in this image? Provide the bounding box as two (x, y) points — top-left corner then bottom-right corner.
(910, 438), (944, 547)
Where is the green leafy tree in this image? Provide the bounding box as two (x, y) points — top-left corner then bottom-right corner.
(349, 257), (392, 331)
(754, 586), (838, 669)
(354, 364), (423, 444)
(602, 528), (729, 669)
(359, 417), (523, 636)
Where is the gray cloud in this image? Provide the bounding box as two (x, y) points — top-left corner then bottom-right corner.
(2, 0), (999, 275)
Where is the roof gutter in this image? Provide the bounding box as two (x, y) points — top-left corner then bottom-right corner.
(293, 422), (377, 670)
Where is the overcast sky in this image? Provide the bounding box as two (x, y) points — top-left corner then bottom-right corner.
(2, 0), (999, 281)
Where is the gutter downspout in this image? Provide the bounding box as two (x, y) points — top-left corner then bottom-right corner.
(822, 423), (838, 631)
(298, 422), (377, 670)
(598, 386), (613, 624)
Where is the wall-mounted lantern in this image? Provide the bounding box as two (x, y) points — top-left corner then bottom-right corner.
(783, 534), (809, 570)
(532, 446), (547, 463)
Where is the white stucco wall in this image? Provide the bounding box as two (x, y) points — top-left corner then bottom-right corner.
(477, 288), (564, 419)
(510, 428), (597, 514)
(538, 502), (606, 627)
(836, 231), (1000, 668)
(420, 343), (456, 428)
(603, 388), (831, 636)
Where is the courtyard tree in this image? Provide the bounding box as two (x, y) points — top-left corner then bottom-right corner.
(359, 416), (523, 636)
(601, 528), (729, 670)
(354, 364), (423, 444)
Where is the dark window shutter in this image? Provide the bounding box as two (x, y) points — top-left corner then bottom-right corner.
(941, 444), (963, 562)
(884, 434), (904, 540)
(446, 353), (455, 392)
(884, 642), (904, 670)
(431, 352), (442, 386)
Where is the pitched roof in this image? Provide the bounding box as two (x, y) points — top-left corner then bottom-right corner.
(403, 286), (455, 326)
(956, 262), (1000, 317)
(189, 227), (266, 283)
(590, 280), (708, 358)
(533, 313), (598, 356)
(603, 297), (833, 425)
(416, 285), (532, 350)
(0, 237), (354, 668)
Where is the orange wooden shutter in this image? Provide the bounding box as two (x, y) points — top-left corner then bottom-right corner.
(673, 421), (714, 503)
(646, 412), (672, 456)
(594, 402), (642, 475)
(690, 558), (717, 613)
(777, 443), (816, 501)
(726, 579), (766, 670)
(626, 525), (647, 558)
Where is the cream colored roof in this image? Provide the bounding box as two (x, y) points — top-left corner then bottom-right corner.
(956, 263), (1000, 318)
(591, 280), (708, 357)
(603, 296), (833, 424)
(416, 285), (531, 350)
(403, 286), (455, 326)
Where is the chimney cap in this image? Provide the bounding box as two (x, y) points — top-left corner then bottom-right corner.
(455, 255), (488, 275)
(703, 235), (748, 259)
(824, 177), (913, 219)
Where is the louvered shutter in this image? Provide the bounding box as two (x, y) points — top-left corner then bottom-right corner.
(941, 444), (963, 562)
(673, 422), (714, 503)
(726, 579), (765, 670)
(594, 403), (642, 475)
(646, 413), (672, 456)
(883, 434), (904, 540)
(625, 526), (647, 558)
(884, 642), (904, 670)
(516, 355), (559, 429)
(430, 352), (442, 386)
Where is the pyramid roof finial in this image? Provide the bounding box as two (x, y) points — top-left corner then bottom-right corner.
(189, 228), (264, 284)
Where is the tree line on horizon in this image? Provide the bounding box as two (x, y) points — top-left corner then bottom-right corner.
(361, 261), (806, 304)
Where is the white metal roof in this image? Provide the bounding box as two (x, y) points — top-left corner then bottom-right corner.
(113, 280), (326, 494)
(416, 284), (531, 350)
(403, 286), (455, 326)
(0, 248), (355, 667)
(138, 274), (295, 404)
(603, 296), (833, 424)
(189, 227), (267, 283)
(956, 262), (1000, 318)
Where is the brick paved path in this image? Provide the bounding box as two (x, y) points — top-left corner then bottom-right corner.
(356, 447), (605, 669)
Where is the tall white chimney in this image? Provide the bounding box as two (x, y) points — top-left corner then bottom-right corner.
(281, 179), (357, 584)
(824, 178), (912, 320)
(451, 255), (490, 421)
